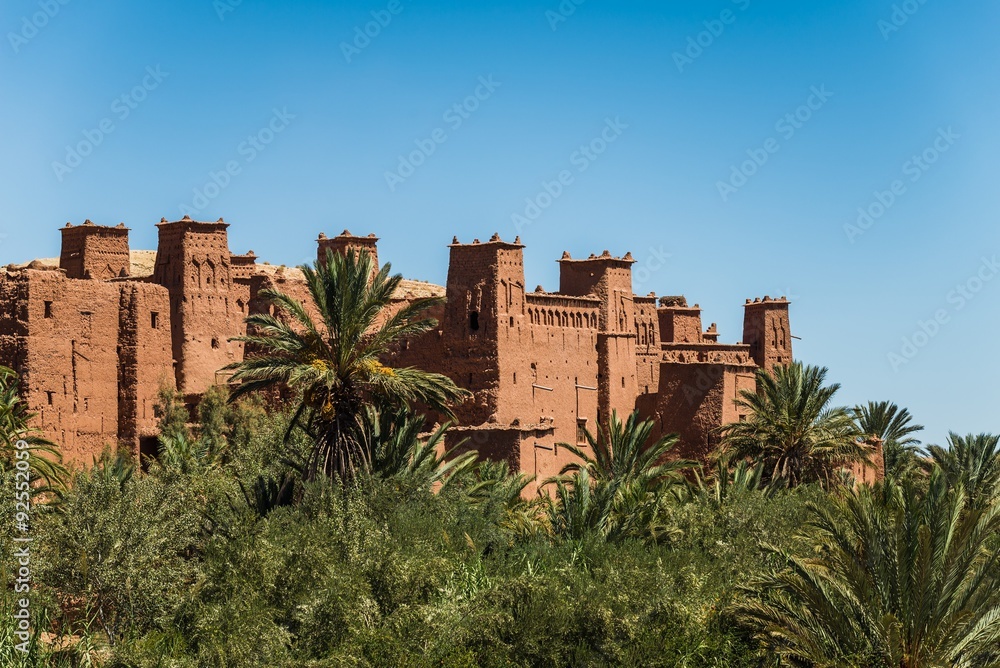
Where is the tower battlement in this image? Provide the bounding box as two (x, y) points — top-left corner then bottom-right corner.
(60, 220), (130, 280)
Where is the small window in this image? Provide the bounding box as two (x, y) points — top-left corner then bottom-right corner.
(513, 372), (517, 384)
(44, 301), (53, 318)
(510, 316), (514, 327)
(577, 419), (588, 445)
(621, 376), (626, 387)
(150, 312), (159, 329)
(469, 311), (480, 331)
(46, 391), (54, 406)
(211, 338), (220, 349)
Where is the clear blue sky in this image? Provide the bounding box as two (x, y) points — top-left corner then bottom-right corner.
(2, 0), (998, 447)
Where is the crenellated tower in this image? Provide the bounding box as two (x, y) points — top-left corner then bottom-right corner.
(742, 296), (792, 372)
(60, 220), (130, 280)
(558, 250), (637, 425)
(317, 230), (379, 277)
(442, 233), (526, 425)
(152, 216), (244, 397)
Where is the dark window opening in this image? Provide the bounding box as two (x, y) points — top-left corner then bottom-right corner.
(577, 419), (588, 445)
(211, 338), (220, 349)
(509, 316), (514, 327)
(622, 377), (626, 387)
(469, 311), (480, 331)
(139, 437), (158, 472)
(44, 301), (53, 318)
(46, 391), (54, 406)
(150, 312), (159, 329)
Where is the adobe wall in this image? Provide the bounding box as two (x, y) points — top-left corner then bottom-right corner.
(653, 360), (757, 463)
(444, 424), (576, 497)
(501, 292), (600, 450)
(0, 268), (171, 465)
(0, 275), (28, 375)
(848, 438), (884, 486)
(117, 282), (174, 454)
(19, 269), (123, 463)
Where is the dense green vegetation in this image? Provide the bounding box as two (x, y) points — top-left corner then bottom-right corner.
(1, 252), (998, 667)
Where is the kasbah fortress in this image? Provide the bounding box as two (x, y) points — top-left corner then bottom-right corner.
(0, 217), (873, 493)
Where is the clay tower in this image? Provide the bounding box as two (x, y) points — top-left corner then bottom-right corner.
(558, 250), (638, 425)
(317, 230), (379, 277)
(742, 296), (792, 372)
(443, 234), (526, 425)
(59, 221), (130, 280)
(152, 217), (244, 397)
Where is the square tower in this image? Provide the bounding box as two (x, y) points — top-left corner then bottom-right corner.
(557, 250), (638, 425)
(317, 230), (379, 274)
(742, 296), (792, 372)
(153, 216), (244, 396)
(442, 233), (526, 425)
(657, 296), (703, 344)
(59, 220), (130, 280)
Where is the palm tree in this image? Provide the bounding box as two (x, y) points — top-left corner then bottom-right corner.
(557, 410), (691, 493)
(154, 432), (225, 475)
(227, 249), (468, 481)
(717, 362), (868, 487)
(546, 411), (690, 543)
(926, 432), (1000, 509)
(467, 460), (547, 537)
(357, 405), (477, 491)
(546, 469), (680, 543)
(688, 455), (775, 507)
(732, 471), (1000, 667)
(0, 365), (66, 495)
(854, 401), (924, 482)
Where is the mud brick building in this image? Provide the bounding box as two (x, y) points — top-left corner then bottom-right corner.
(0, 218), (795, 490)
